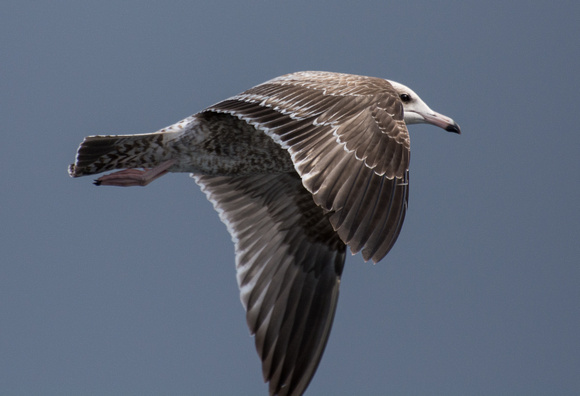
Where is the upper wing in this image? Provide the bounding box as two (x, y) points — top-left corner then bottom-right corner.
(205, 71), (410, 263)
(193, 172), (346, 396)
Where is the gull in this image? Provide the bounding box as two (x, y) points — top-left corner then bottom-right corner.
(69, 71), (460, 396)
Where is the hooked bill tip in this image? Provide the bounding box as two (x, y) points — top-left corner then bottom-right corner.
(446, 122), (461, 134)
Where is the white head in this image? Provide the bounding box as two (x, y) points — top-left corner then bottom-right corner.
(387, 80), (461, 134)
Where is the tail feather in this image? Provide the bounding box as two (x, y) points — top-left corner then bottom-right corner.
(68, 132), (168, 178)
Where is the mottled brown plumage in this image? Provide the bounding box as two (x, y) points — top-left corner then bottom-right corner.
(69, 71), (460, 396)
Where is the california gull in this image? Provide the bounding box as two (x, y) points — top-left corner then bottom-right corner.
(69, 71), (460, 396)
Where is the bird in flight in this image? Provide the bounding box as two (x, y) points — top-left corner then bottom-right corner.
(69, 71), (460, 396)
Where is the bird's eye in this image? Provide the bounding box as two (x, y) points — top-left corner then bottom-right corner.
(400, 93), (411, 103)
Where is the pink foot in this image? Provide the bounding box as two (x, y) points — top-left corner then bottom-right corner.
(94, 159), (176, 187)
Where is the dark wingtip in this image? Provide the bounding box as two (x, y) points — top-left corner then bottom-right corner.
(93, 179), (102, 186)
(446, 122), (461, 134)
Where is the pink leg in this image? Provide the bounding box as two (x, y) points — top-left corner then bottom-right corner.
(94, 159), (176, 187)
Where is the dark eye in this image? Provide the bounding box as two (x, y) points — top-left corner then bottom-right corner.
(400, 93), (411, 103)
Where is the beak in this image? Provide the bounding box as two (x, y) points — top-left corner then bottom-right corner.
(422, 111), (461, 134)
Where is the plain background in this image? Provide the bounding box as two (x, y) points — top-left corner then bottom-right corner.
(2, 1), (579, 395)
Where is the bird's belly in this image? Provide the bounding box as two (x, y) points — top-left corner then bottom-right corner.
(168, 112), (295, 176)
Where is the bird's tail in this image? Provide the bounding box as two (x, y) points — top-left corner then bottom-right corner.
(68, 132), (168, 178)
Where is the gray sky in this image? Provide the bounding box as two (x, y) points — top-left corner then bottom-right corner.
(2, 1), (579, 394)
